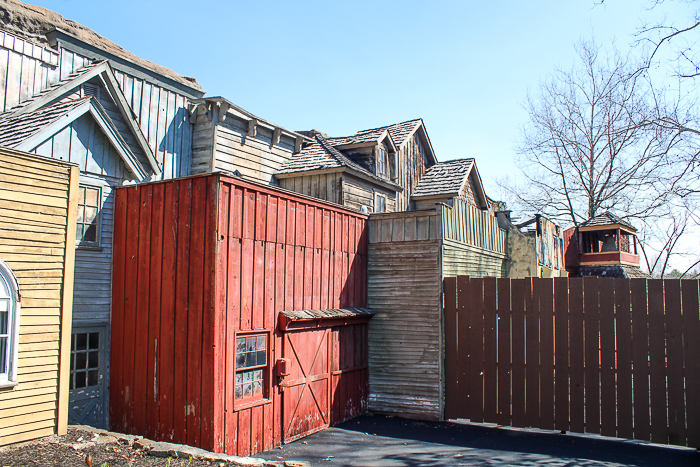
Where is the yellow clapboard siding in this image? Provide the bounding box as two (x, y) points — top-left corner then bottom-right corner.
(0, 198), (67, 217)
(2, 262), (66, 272)
(0, 172), (69, 191)
(0, 179), (70, 199)
(0, 229), (65, 244)
(17, 364), (59, 375)
(21, 315), (61, 326)
(20, 326), (60, 337)
(0, 243), (58, 256)
(19, 308), (62, 317)
(10, 276), (63, 285)
(17, 288), (62, 299)
(0, 413), (56, 437)
(13, 270), (65, 279)
(0, 151), (71, 177)
(19, 332), (60, 344)
(0, 426), (55, 447)
(17, 298), (61, 309)
(18, 355), (60, 367)
(17, 349), (60, 359)
(0, 215), (67, 235)
(0, 393), (56, 410)
(0, 385), (57, 402)
(0, 188), (66, 209)
(17, 371), (58, 383)
(0, 401), (56, 419)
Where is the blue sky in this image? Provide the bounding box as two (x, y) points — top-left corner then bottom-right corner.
(32, 0), (692, 194)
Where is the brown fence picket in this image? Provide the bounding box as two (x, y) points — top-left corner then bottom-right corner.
(647, 279), (667, 444)
(630, 278), (650, 441)
(554, 277), (569, 432)
(469, 277), (485, 423)
(443, 277), (458, 420)
(457, 275), (471, 419)
(538, 278), (555, 430)
(569, 278), (585, 433)
(525, 278), (540, 428)
(614, 279), (633, 440)
(511, 279), (526, 428)
(681, 280), (700, 448)
(483, 277), (498, 424)
(664, 280), (686, 445)
(583, 277), (601, 434)
(497, 278), (512, 426)
(599, 278), (616, 437)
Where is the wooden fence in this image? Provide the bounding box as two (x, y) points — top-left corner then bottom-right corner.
(444, 276), (700, 448)
(440, 198), (506, 254)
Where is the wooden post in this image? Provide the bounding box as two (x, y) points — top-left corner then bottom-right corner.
(616, 228), (621, 251)
(56, 165), (79, 435)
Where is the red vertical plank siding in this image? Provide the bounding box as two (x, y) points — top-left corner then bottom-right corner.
(284, 243), (295, 312)
(568, 278), (585, 434)
(469, 277), (484, 422)
(664, 280), (686, 446)
(304, 245), (313, 310)
(146, 184), (164, 441)
(294, 245), (304, 310)
(133, 185), (152, 437)
(313, 247), (322, 310)
(214, 182), (230, 452)
(630, 278), (650, 441)
(510, 279), (526, 428)
(173, 179), (192, 444)
(647, 279), (667, 444)
(681, 280), (700, 448)
(252, 240), (265, 329)
(598, 278), (616, 438)
(122, 186), (140, 434)
(553, 277), (569, 432)
(264, 242), (276, 329)
(255, 193), (267, 242)
(538, 278), (554, 430)
(497, 278), (511, 426)
(109, 187), (127, 431)
(525, 278), (540, 428)
(159, 181), (179, 441)
(614, 279), (633, 440)
(240, 239), (254, 330)
(455, 276), (469, 419)
(482, 278), (498, 424)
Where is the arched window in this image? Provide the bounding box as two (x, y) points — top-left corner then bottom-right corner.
(0, 260), (20, 386)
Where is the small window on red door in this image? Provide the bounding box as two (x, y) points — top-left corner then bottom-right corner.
(235, 333), (267, 402)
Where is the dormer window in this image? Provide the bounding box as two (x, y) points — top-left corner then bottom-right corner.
(377, 146), (388, 177)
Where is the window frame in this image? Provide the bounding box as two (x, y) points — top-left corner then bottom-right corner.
(76, 184), (102, 250)
(233, 329), (272, 410)
(0, 260), (20, 388)
(375, 193), (387, 213)
(69, 330), (102, 391)
(376, 146), (388, 177)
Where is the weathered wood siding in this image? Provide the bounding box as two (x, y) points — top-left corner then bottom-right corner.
(440, 198), (506, 277)
(367, 210), (443, 420)
(0, 31), (60, 113)
(0, 148), (78, 446)
(342, 175), (396, 213)
(278, 173), (343, 206)
(395, 132), (430, 212)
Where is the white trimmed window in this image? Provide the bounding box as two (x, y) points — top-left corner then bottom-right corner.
(0, 260), (20, 386)
(76, 185), (101, 248)
(377, 147), (388, 177)
(375, 193), (386, 213)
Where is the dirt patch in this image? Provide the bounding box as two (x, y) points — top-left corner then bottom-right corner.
(0, 427), (245, 467)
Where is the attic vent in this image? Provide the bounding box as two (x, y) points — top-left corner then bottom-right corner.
(82, 83), (100, 99)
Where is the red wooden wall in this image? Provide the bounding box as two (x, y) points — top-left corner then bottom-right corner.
(110, 173), (369, 455)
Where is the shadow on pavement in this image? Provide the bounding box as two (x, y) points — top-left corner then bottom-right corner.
(258, 413), (700, 466)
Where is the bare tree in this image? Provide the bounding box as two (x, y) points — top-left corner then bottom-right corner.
(506, 40), (681, 228)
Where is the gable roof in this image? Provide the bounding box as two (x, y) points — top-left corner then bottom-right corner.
(0, 96), (150, 180)
(354, 119), (437, 164)
(412, 158), (488, 209)
(12, 60), (160, 175)
(579, 212), (637, 232)
(276, 135), (402, 191)
(327, 128), (396, 150)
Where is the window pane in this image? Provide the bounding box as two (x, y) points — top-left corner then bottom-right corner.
(70, 353), (74, 371)
(0, 310), (7, 335)
(85, 188), (99, 207)
(77, 205), (84, 224)
(243, 369), (253, 382)
(243, 383), (252, 398)
(79, 187), (86, 205)
(69, 375), (74, 390)
(87, 369), (99, 386)
(76, 333), (87, 351)
(235, 384), (242, 399)
(236, 353), (245, 368)
(256, 350), (266, 366)
(89, 333), (99, 350)
(76, 352), (87, 370)
(253, 381), (262, 396)
(88, 351), (99, 368)
(246, 336), (256, 352)
(257, 336), (266, 350)
(85, 207), (98, 224)
(254, 369), (263, 382)
(84, 224), (97, 243)
(75, 371), (87, 388)
(235, 373), (243, 385)
(75, 224), (84, 243)
(0, 336), (6, 373)
(236, 338), (246, 353)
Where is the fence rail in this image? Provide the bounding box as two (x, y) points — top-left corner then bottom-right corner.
(444, 276), (700, 448)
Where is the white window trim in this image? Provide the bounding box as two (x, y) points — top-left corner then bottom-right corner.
(0, 260), (21, 388)
(375, 193), (387, 213)
(77, 184), (102, 250)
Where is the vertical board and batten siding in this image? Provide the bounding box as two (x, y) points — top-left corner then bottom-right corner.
(0, 148), (78, 446)
(395, 132), (430, 212)
(278, 173), (343, 206)
(0, 31), (60, 113)
(110, 173), (369, 456)
(367, 210), (444, 420)
(440, 199), (507, 278)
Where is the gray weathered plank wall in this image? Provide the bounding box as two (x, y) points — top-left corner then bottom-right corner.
(343, 175), (396, 213)
(395, 132), (429, 212)
(279, 172), (343, 205)
(367, 210), (443, 420)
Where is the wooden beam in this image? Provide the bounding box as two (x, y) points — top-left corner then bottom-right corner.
(272, 127), (281, 146)
(294, 136), (303, 154)
(56, 165), (79, 436)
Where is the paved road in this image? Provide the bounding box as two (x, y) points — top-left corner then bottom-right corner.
(257, 414), (700, 466)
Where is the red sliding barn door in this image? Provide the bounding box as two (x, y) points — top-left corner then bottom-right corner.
(281, 328), (331, 443)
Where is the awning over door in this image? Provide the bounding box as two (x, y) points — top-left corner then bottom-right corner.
(279, 308), (374, 330)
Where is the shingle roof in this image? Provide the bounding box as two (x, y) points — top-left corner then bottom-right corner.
(580, 212), (636, 231)
(327, 128), (389, 147)
(276, 135), (401, 189)
(412, 158), (474, 198)
(280, 308), (374, 321)
(356, 119), (422, 147)
(0, 97), (91, 148)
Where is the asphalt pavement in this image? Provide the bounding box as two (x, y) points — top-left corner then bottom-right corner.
(257, 414), (700, 466)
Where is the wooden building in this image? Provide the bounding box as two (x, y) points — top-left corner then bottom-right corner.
(277, 120), (437, 213)
(563, 212), (648, 278)
(367, 198), (506, 420)
(109, 173), (371, 456)
(0, 147), (78, 446)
